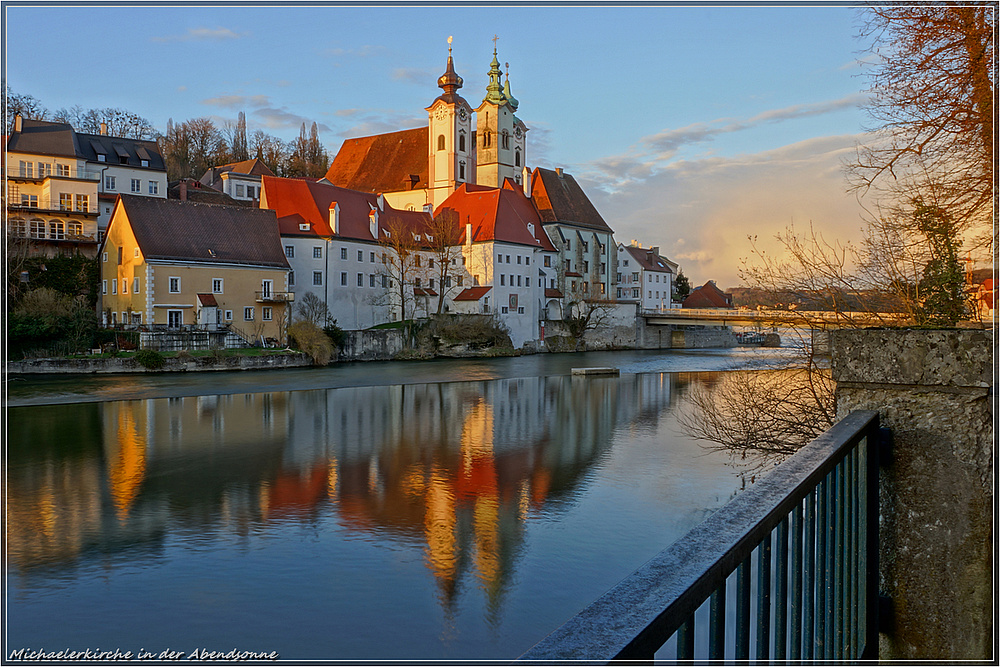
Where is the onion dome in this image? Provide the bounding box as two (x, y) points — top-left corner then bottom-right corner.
(483, 41), (506, 105)
(434, 37), (467, 106)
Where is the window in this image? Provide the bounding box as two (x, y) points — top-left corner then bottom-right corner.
(148, 181), (158, 195)
(370, 252), (375, 263)
(132, 313), (141, 325)
(369, 274), (376, 287)
(75, 195), (89, 212)
(518, 307), (525, 314)
(459, 131), (466, 152)
(105, 175), (116, 190)
(169, 277), (180, 293)
(498, 254), (503, 263)
(133, 277), (140, 293)
(317, 247), (326, 259)
(339, 247), (346, 260)
(225, 310), (233, 321)
(246, 185), (256, 199)
(244, 307), (254, 321)
(459, 161), (466, 180)
(59, 193), (73, 211)
(121, 278), (127, 294)
(289, 271), (295, 286)
(236, 184), (245, 197)
(601, 263), (606, 275)
(57, 164), (69, 177)
(97, 153), (106, 163)
(357, 273), (363, 287)
(262, 307), (272, 321)
(500, 274), (506, 286)
(501, 130), (510, 150)
(314, 272), (323, 286)
(429, 278), (435, 289)
(134, 248), (139, 258)
(544, 255), (551, 267)
(10, 219), (26, 237)
(103, 252), (109, 262)
(18, 161), (33, 178)
(526, 277), (530, 287)
(437, 134), (446, 151)
(112, 279), (118, 294)
(357, 250), (363, 262)
(506, 255), (510, 263)
(118, 247), (123, 265)
(429, 258), (435, 269)
(517, 275), (522, 287)
(340, 272), (347, 286)
(517, 255), (522, 265)
(213, 278), (223, 294)
(474, 274), (480, 286)
(285, 245), (295, 258)
(21, 194), (38, 207)
(140, 159), (149, 168)
(414, 278), (421, 288)
(38, 163), (52, 177)
(583, 241), (589, 252)
(515, 148), (521, 167)
(501, 306), (509, 314)
(457, 276), (464, 287)
(131, 178), (141, 193)
(102, 280), (107, 294)
(382, 275), (388, 288)
(30, 219), (45, 238)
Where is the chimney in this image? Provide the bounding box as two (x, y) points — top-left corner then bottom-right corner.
(555, 167), (563, 178)
(14, 114), (22, 132)
(329, 202), (340, 235)
(522, 166), (531, 196)
(466, 220), (473, 247)
(100, 122), (107, 136)
(369, 209), (378, 239)
(650, 246), (659, 257)
(179, 180), (188, 201)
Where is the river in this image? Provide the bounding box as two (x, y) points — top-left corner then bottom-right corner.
(5, 348), (794, 660)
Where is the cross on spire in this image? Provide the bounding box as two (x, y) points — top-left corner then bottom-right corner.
(492, 34), (499, 52)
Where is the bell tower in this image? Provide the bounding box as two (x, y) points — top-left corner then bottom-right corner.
(427, 36), (473, 208)
(475, 36), (521, 188)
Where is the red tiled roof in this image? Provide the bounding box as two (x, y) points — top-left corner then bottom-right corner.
(622, 244), (676, 273)
(413, 287), (438, 297)
(261, 175), (431, 242)
(565, 271), (583, 278)
(530, 167), (613, 233)
(544, 288), (563, 298)
(197, 293), (218, 307)
(325, 127), (429, 194)
(454, 286), (492, 301)
(435, 182), (556, 251)
(682, 281), (733, 309)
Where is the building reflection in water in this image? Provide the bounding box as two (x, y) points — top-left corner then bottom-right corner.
(7, 373), (687, 617)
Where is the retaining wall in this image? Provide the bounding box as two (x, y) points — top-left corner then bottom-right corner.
(338, 329), (404, 361)
(7, 352), (313, 374)
(832, 328), (993, 660)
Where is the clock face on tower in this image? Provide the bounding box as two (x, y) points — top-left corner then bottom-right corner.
(514, 126), (522, 138)
(459, 107), (468, 121)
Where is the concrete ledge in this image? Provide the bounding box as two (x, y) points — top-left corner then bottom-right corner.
(7, 352), (313, 374)
(571, 367), (620, 376)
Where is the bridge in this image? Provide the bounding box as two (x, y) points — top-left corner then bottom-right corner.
(641, 308), (912, 329)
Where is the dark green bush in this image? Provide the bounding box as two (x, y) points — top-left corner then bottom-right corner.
(135, 349), (165, 370)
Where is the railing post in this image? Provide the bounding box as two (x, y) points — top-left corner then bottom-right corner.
(863, 419), (881, 659)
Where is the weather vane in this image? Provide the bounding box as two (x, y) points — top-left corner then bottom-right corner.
(448, 35), (453, 55)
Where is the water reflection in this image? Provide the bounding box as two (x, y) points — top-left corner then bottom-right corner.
(7, 372), (738, 657)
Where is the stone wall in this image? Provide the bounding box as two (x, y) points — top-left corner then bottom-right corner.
(832, 328), (993, 661)
(8, 352), (313, 374)
(338, 329), (404, 361)
(636, 318), (737, 349)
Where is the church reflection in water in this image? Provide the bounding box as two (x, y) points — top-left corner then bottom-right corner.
(7, 373), (688, 612)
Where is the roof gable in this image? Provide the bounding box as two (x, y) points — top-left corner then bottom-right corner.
(530, 167), (613, 234)
(6, 119), (79, 158)
(117, 195), (288, 268)
(435, 183), (555, 250)
(623, 245), (675, 273)
(325, 127), (429, 194)
(76, 132), (165, 170)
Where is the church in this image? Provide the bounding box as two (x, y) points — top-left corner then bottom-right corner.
(264, 38), (620, 348)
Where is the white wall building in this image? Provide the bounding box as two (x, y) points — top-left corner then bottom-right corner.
(616, 242), (678, 311)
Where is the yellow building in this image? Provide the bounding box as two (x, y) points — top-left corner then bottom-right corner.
(101, 195), (292, 343)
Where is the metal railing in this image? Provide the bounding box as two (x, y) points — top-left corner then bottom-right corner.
(7, 198), (100, 214)
(255, 290), (295, 303)
(519, 410), (882, 662)
(5, 166), (101, 181)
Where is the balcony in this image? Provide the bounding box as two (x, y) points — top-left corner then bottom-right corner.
(6, 197), (100, 215)
(5, 165), (101, 181)
(255, 291), (295, 303)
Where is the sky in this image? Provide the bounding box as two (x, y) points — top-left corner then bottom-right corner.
(3, 3), (877, 288)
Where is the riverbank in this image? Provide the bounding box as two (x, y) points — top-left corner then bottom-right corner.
(7, 350), (312, 375)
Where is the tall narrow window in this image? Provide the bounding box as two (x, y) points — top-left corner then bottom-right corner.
(515, 149), (521, 167)
(437, 134), (446, 151)
(459, 131), (466, 152)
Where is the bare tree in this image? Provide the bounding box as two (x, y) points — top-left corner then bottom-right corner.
(425, 209), (465, 314)
(249, 129), (289, 177)
(848, 5), (995, 254)
(296, 292), (332, 326)
(4, 85), (47, 132)
(563, 298), (617, 351)
(375, 214), (422, 342)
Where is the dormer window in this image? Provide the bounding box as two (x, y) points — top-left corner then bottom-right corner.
(140, 159), (149, 167)
(299, 223), (310, 231)
(97, 154), (106, 162)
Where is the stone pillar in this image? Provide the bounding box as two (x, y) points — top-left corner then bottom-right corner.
(832, 328), (993, 660)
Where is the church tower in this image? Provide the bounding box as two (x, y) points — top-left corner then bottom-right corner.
(475, 39), (523, 188)
(426, 37), (474, 208)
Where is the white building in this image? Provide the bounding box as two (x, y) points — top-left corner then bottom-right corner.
(616, 242), (678, 311)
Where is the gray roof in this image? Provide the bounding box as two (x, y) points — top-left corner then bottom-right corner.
(117, 195), (289, 269)
(530, 167), (614, 234)
(5, 118), (165, 171)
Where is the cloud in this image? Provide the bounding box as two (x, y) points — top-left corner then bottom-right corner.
(152, 27), (247, 43)
(392, 68), (435, 85)
(585, 133), (872, 289)
(201, 94), (271, 109)
(251, 107), (332, 133)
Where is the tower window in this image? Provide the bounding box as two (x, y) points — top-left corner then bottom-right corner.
(501, 130), (510, 150)
(437, 134), (446, 151)
(459, 131), (466, 152)
(515, 149), (521, 167)
(459, 161), (466, 180)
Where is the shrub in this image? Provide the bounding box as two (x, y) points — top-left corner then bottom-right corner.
(288, 321), (334, 365)
(135, 349), (165, 370)
(8, 288), (98, 359)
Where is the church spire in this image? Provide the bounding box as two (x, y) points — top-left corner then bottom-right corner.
(503, 62), (519, 112)
(483, 35), (505, 105)
(436, 35), (464, 99)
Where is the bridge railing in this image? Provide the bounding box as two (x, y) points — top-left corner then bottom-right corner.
(519, 410), (882, 662)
